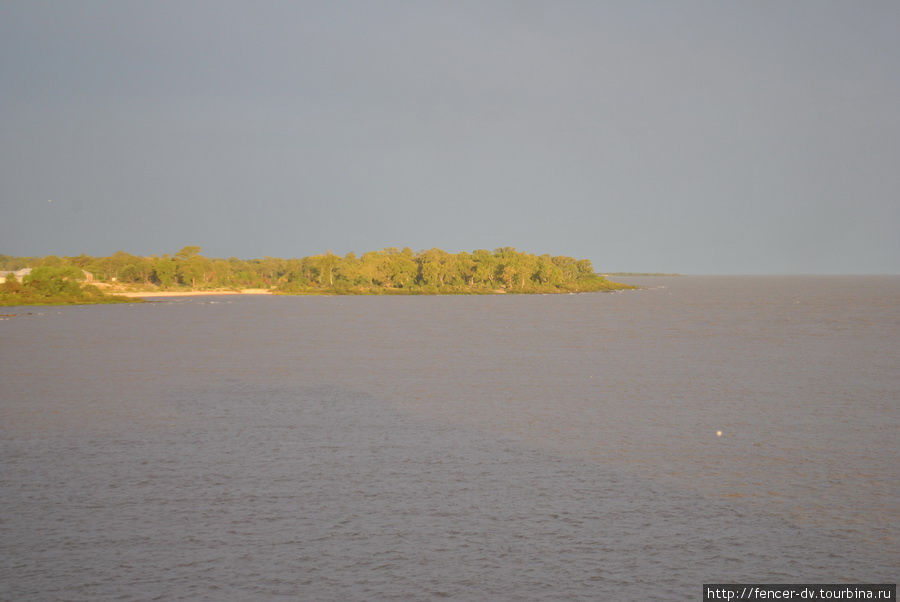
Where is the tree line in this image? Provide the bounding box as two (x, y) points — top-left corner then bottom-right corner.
(0, 246), (632, 294)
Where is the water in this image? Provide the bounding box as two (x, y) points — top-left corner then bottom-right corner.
(1, 276), (897, 600)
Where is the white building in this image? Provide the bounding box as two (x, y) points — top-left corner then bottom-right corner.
(0, 268), (32, 283)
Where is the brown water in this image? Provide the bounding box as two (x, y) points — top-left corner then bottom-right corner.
(1, 276), (897, 600)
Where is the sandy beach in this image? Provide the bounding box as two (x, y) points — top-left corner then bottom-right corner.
(114, 289), (273, 298)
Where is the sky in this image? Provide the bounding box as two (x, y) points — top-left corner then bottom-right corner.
(1, 1), (898, 274)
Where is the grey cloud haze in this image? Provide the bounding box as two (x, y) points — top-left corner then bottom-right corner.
(2, 1), (898, 273)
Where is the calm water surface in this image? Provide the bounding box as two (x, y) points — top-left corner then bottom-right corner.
(1, 276), (897, 600)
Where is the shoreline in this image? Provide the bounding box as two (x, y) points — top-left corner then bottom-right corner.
(112, 287), (633, 299)
(114, 289), (273, 298)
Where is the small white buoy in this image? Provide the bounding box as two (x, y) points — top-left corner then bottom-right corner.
(716, 430), (723, 437)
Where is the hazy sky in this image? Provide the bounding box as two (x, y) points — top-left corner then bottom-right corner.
(2, 1), (898, 273)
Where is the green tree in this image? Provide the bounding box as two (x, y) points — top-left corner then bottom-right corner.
(2, 274), (22, 293)
(418, 248), (454, 287)
(25, 266), (85, 297)
(175, 246), (202, 260)
(471, 250), (497, 287)
(152, 257), (177, 287)
(386, 251), (417, 287)
(308, 252), (339, 286)
(176, 254), (208, 288)
(535, 255), (563, 286)
(337, 252), (362, 285)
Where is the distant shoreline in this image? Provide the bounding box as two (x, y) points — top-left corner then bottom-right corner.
(114, 288), (273, 298)
(605, 273), (682, 277)
(112, 287), (632, 298)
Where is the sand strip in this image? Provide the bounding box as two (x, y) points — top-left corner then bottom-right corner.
(114, 289), (273, 298)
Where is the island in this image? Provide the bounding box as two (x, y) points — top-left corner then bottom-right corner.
(0, 246), (635, 306)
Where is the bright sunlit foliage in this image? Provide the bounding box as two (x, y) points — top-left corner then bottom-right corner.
(0, 247), (634, 297)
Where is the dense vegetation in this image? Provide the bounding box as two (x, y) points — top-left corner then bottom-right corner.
(0, 246), (633, 296)
(0, 266), (138, 306)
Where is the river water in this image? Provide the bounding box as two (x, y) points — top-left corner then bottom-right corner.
(1, 276), (897, 600)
